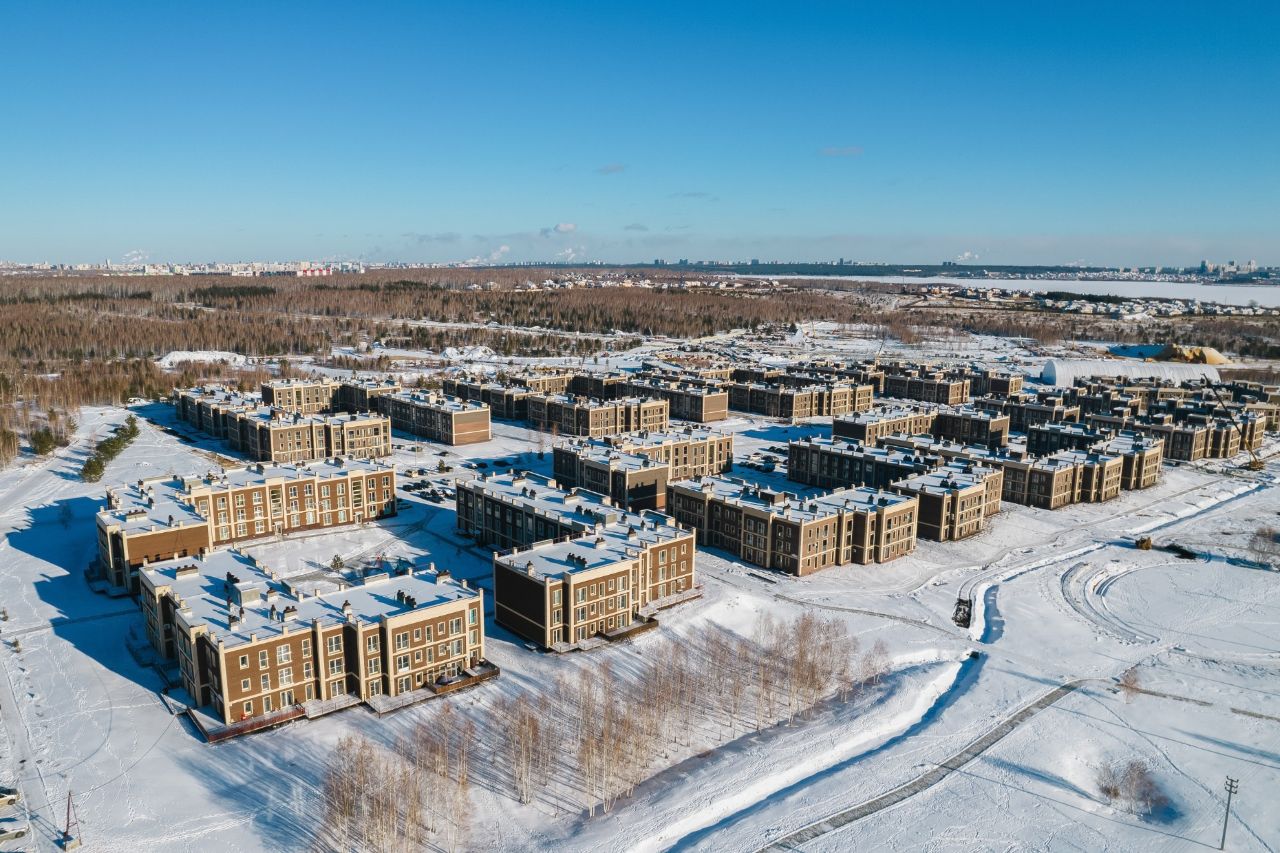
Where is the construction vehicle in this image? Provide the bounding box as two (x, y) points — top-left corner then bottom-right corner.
(1201, 379), (1265, 471)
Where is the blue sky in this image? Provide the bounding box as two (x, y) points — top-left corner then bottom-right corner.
(2, 2), (1277, 266)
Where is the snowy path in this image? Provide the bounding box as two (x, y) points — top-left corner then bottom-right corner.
(758, 680), (1086, 851)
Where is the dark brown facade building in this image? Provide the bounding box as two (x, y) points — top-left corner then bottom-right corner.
(891, 462), (1003, 542)
(375, 391), (492, 444)
(666, 475), (918, 575)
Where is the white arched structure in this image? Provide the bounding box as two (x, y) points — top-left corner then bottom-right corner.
(1040, 358), (1219, 387)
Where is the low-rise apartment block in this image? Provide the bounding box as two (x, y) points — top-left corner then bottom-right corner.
(623, 378), (730, 422)
(552, 444), (670, 511)
(526, 394), (669, 437)
(376, 391), (492, 444)
(666, 475), (918, 574)
(727, 382), (867, 419)
(882, 371), (970, 405)
(891, 461), (1003, 542)
(96, 459), (397, 593)
(879, 435), (1124, 510)
(492, 508), (696, 650)
(228, 409), (392, 463)
(787, 436), (942, 490)
(833, 407), (937, 445)
(442, 377), (536, 420)
(334, 377), (402, 413)
(457, 471), (698, 650)
(552, 427), (736, 510)
(140, 549), (489, 731)
(174, 386), (261, 438)
(261, 378), (340, 415)
(974, 394), (1081, 433)
(1101, 432), (1165, 490)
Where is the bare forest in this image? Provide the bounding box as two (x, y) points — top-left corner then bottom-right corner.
(316, 614), (895, 851)
(2, 268), (1276, 468)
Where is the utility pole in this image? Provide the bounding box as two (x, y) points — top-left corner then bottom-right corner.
(61, 789), (82, 850)
(1220, 776), (1239, 850)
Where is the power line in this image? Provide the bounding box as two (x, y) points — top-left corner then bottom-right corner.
(1220, 776), (1239, 851)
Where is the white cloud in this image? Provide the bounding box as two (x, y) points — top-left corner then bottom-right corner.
(540, 222), (578, 238)
(955, 250), (980, 262)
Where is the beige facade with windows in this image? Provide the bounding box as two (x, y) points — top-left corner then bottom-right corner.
(97, 459), (397, 593)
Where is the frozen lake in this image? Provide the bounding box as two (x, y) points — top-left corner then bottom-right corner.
(755, 274), (1280, 307)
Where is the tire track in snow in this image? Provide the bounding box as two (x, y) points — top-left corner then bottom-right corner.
(756, 680), (1086, 852)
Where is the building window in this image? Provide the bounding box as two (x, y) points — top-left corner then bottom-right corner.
(327, 636), (342, 655)
(279, 667), (293, 686)
(396, 654), (410, 673)
(277, 645), (291, 664)
(301, 639), (311, 658)
(243, 701), (253, 716)
(261, 674), (270, 690)
(328, 658), (343, 676)
(468, 608), (477, 625)
(258, 650), (268, 668)
(395, 632), (409, 650)
(239, 655), (249, 669)
(366, 636), (379, 653)
(241, 678), (250, 691)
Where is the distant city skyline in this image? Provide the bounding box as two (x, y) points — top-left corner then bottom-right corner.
(2, 2), (1277, 267)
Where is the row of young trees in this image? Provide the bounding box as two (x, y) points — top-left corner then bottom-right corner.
(316, 614), (895, 851)
(79, 415), (140, 482)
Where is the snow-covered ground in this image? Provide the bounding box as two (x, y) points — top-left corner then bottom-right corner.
(2, 389), (1279, 850)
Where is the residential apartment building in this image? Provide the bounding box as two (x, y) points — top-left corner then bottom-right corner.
(568, 372), (631, 400)
(526, 394), (669, 437)
(552, 445), (670, 511)
(666, 475), (918, 574)
(491, 508), (696, 650)
(833, 407), (937, 445)
(174, 386), (261, 438)
(881, 371), (970, 405)
(787, 436), (942, 490)
(727, 382), (865, 419)
(261, 378), (340, 415)
(139, 549), (487, 729)
(334, 378), (403, 413)
(1085, 413), (1208, 462)
(974, 394), (1081, 433)
(1027, 422), (1113, 456)
(601, 427), (734, 480)
(228, 409), (392, 463)
(1102, 432), (1165, 490)
(376, 391), (492, 444)
(623, 378), (730, 422)
(441, 378), (536, 420)
(457, 471), (698, 650)
(96, 459), (397, 593)
(879, 435), (1124, 510)
(891, 461), (1003, 542)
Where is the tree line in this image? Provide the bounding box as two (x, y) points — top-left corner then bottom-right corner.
(316, 613), (894, 851)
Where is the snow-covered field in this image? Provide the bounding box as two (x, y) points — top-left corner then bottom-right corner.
(2, 389), (1279, 850)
